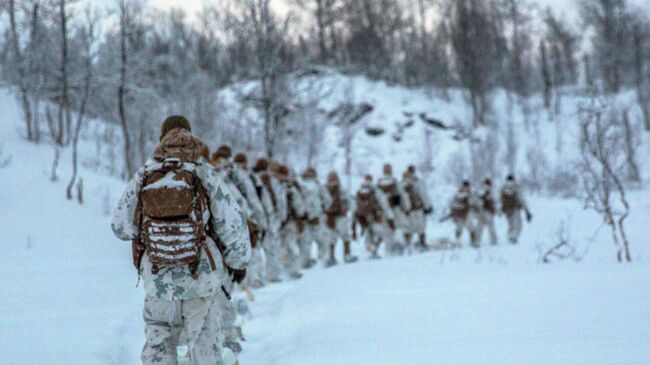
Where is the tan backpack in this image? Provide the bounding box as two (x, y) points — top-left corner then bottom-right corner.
(133, 158), (217, 278)
(355, 188), (382, 228)
(403, 182), (424, 211)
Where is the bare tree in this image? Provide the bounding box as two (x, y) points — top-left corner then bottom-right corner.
(449, 0), (505, 126)
(7, 0), (35, 141)
(117, 0), (134, 178)
(579, 0), (630, 93)
(67, 5), (98, 201)
(539, 40), (552, 110)
(295, 0), (341, 63)
(621, 109), (640, 183)
(232, 0), (293, 158)
(578, 92), (632, 262)
(631, 14), (650, 130)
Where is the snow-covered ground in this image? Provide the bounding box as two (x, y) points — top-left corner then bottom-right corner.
(1, 75), (649, 365)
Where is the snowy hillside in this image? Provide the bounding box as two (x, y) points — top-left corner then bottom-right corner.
(219, 71), (650, 199)
(1, 72), (650, 365)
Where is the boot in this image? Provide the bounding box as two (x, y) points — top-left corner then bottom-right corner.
(470, 231), (479, 248)
(224, 340), (242, 354)
(250, 278), (265, 289)
(343, 240), (358, 263)
(302, 258), (316, 269)
(324, 244), (338, 267)
(289, 271), (303, 280)
(417, 233), (429, 252)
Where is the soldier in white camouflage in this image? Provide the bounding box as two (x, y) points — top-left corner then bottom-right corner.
(275, 164), (306, 279)
(111, 116), (251, 365)
(500, 175), (532, 244)
(253, 159), (286, 283)
(232, 153), (269, 289)
(401, 165), (433, 252)
(376, 164), (411, 255)
(475, 178), (498, 246)
(446, 180), (476, 246)
(353, 174), (395, 259)
(299, 167), (333, 267)
(209, 145), (253, 355)
(323, 171), (357, 264)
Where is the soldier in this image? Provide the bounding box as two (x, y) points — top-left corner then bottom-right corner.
(324, 171), (358, 264)
(401, 165), (433, 252)
(353, 174), (394, 259)
(446, 180), (475, 245)
(252, 158), (284, 283)
(500, 175), (532, 244)
(209, 146), (254, 355)
(299, 167), (333, 267)
(475, 178), (498, 246)
(111, 116), (250, 365)
(232, 153), (269, 289)
(275, 164), (306, 279)
(376, 163), (411, 255)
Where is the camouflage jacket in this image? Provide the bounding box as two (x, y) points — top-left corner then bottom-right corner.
(111, 161), (251, 301)
(376, 175), (412, 212)
(231, 165), (268, 230)
(299, 177), (332, 220)
(401, 176), (432, 212)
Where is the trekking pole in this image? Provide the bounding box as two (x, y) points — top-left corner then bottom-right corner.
(221, 285), (232, 301)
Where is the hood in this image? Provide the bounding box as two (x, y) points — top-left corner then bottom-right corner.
(153, 128), (203, 163)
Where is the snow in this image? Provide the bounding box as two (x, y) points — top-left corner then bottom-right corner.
(142, 171), (191, 190)
(237, 192), (650, 365)
(1, 73), (649, 365)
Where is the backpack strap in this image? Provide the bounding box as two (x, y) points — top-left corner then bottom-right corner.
(195, 180), (220, 272)
(131, 172), (148, 272)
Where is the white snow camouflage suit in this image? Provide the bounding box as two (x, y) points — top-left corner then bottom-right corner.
(298, 176), (332, 266)
(231, 163), (269, 288)
(354, 182), (395, 258)
(111, 133), (251, 365)
(400, 175), (432, 236)
(500, 181), (530, 244)
(376, 174), (411, 255)
(280, 179), (308, 276)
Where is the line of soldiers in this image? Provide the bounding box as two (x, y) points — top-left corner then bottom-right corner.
(445, 175), (532, 247)
(111, 116), (535, 365)
(207, 150), (437, 292)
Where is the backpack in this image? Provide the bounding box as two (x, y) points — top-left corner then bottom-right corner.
(378, 180), (401, 207)
(403, 182), (424, 211)
(450, 193), (470, 219)
(355, 188), (382, 228)
(327, 185), (348, 217)
(134, 158), (217, 279)
(500, 189), (520, 215)
(480, 190), (496, 214)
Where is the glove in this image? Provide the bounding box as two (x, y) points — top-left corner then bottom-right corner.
(526, 212), (533, 222)
(424, 207), (433, 215)
(227, 267), (247, 284)
(388, 219), (396, 230)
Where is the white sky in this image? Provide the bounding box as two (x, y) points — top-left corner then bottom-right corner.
(86, 0), (649, 30)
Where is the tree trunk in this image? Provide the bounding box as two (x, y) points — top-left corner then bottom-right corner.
(9, 0), (35, 141)
(118, 0), (134, 179)
(621, 110), (641, 182)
